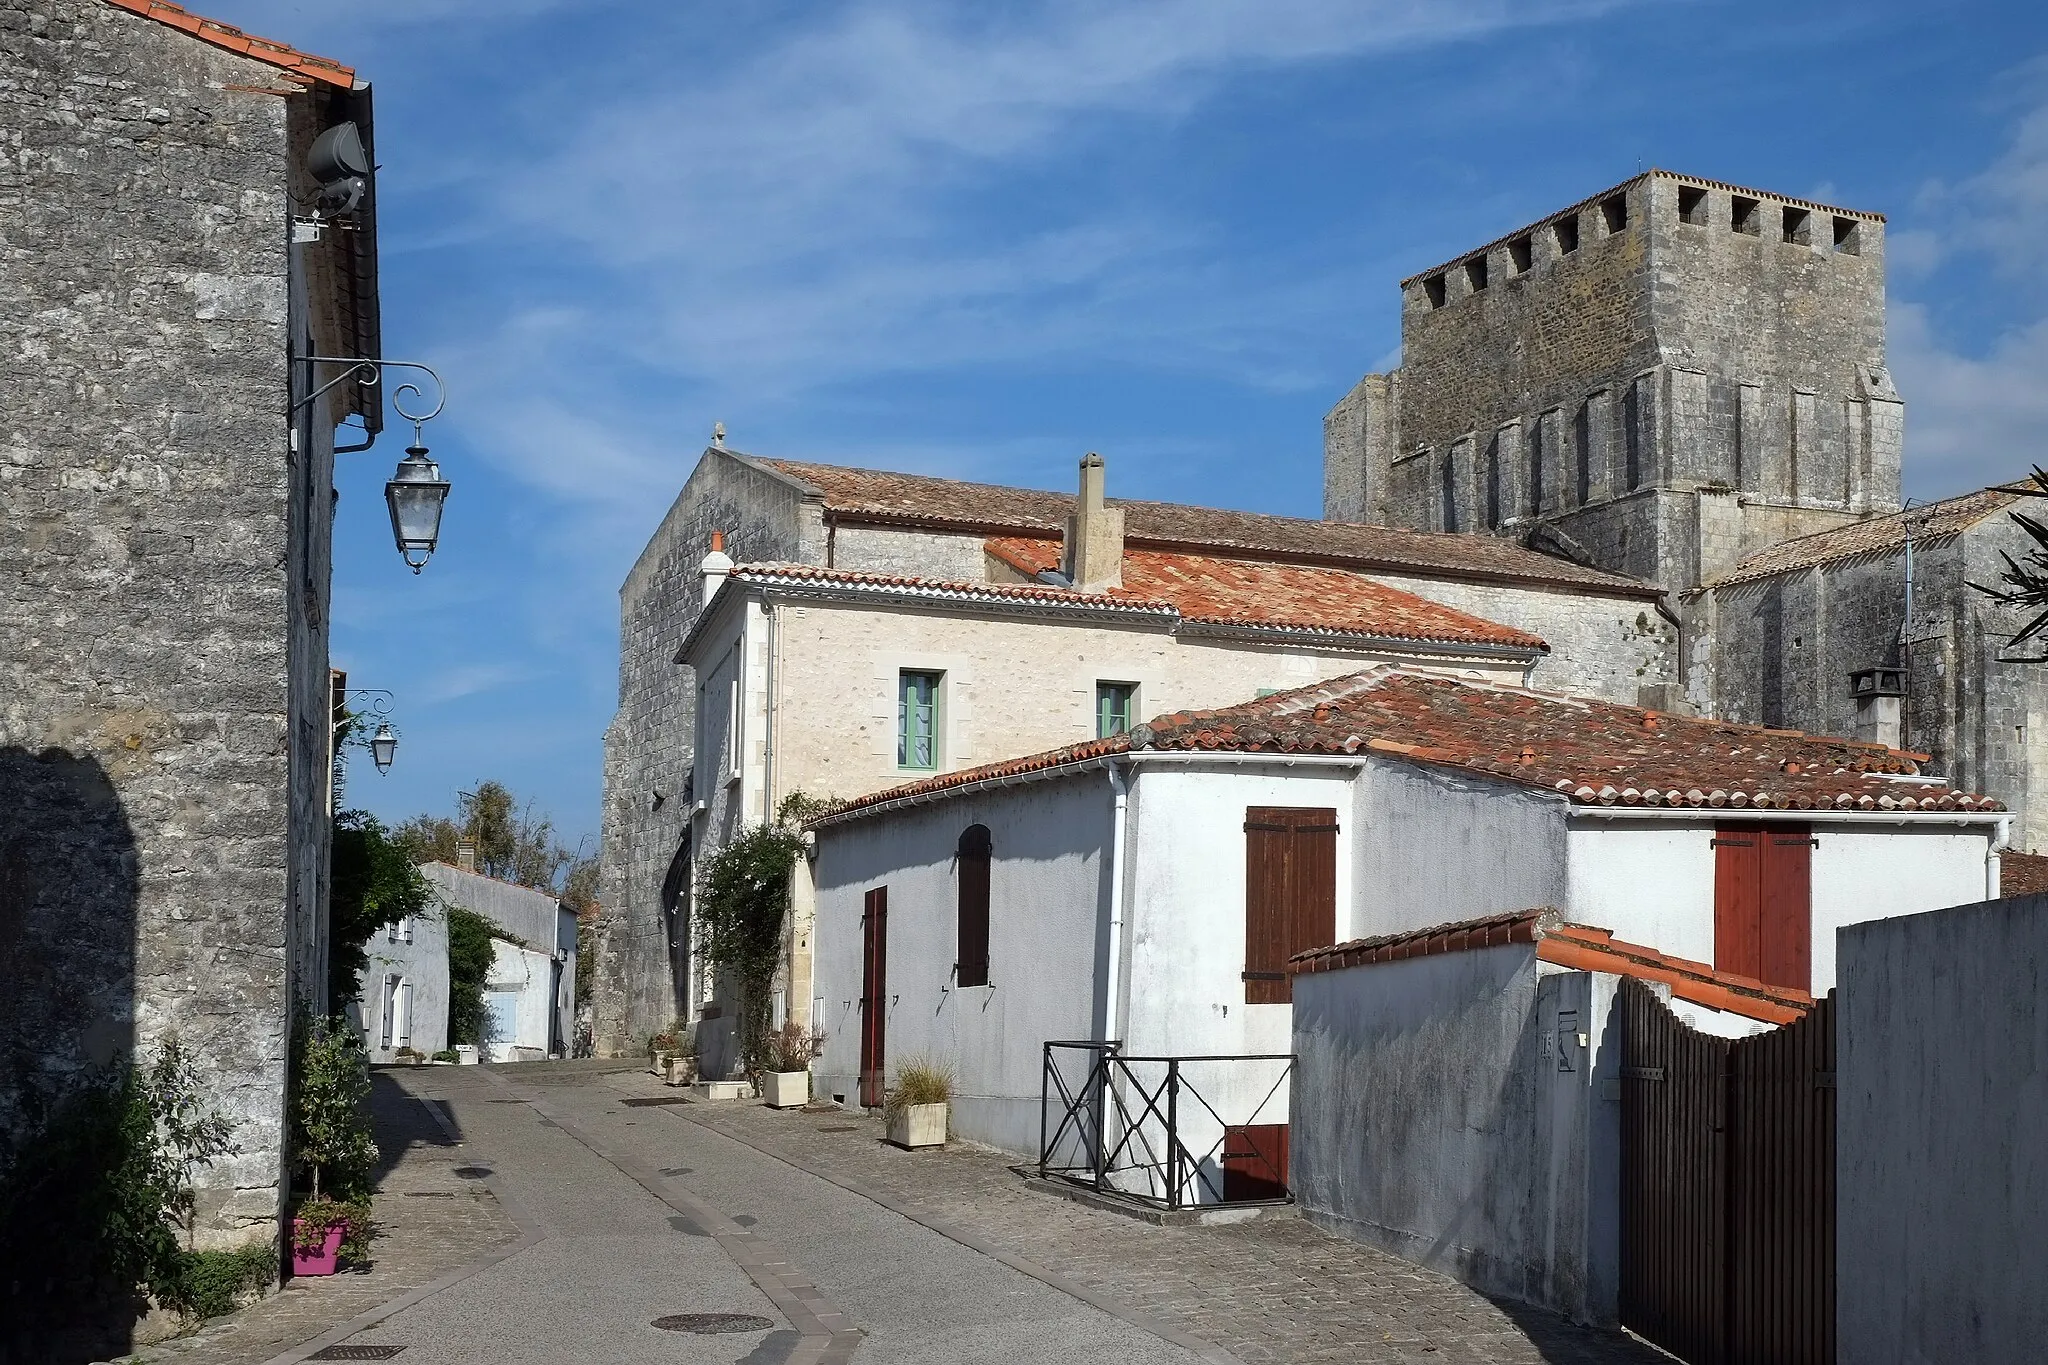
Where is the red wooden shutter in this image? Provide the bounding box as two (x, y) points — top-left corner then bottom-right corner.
(956, 825), (991, 987)
(1713, 825), (1763, 981)
(1760, 826), (1813, 990)
(1714, 823), (1812, 990)
(859, 886), (888, 1107)
(1222, 1123), (1290, 1201)
(1243, 807), (1338, 1004)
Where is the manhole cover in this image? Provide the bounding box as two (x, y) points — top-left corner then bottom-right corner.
(652, 1313), (774, 1334)
(451, 1166), (493, 1179)
(309, 1348), (407, 1361)
(621, 1095), (692, 1107)
(817, 1124), (858, 1132)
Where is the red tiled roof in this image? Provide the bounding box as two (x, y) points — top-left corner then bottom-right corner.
(1288, 909), (1816, 1026)
(2002, 851), (2048, 898)
(985, 538), (1546, 651)
(706, 557), (1544, 657)
(752, 456), (1656, 596)
(1707, 485), (2024, 589)
(812, 666), (2005, 825)
(102, 0), (356, 88)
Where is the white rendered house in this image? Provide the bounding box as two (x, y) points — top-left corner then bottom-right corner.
(805, 666), (2009, 1170)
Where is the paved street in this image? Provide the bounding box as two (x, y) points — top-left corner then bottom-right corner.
(145, 1060), (1671, 1365)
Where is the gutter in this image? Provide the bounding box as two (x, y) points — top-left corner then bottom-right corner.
(1569, 806), (2007, 827)
(1176, 618), (1545, 661)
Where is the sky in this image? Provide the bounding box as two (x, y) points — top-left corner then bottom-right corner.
(200, 0), (2048, 856)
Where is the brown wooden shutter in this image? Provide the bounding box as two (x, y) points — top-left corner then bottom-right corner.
(1713, 823), (1812, 990)
(1243, 807), (1338, 1004)
(956, 824), (991, 987)
(1760, 826), (1813, 989)
(1713, 825), (1763, 981)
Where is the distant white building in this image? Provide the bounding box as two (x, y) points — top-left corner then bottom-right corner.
(419, 860), (577, 1062)
(355, 907), (448, 1063)
(805, 666), (2008, 1167)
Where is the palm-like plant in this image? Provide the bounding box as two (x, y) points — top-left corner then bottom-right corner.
(1970, 468), (2048, 662)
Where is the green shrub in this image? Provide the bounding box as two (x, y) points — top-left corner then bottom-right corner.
(160, 1242), (275, 1320)
(446, 904), (496, 1046)
(432, 1049), (459, 1063)
(289, 1014), (377, 1202)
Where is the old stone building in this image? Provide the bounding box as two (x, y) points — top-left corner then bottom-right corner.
(1, 0), (379, 1271)
(1324, 168), (2040, 854)
(597, 444), (1670, 1055)
(1325, 170), (1901, 594)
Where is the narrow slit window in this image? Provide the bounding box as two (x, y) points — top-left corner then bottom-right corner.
(1600, 194), (1628, 234)
(1554, 215), (1580, 255)
(1831, 215), (1860, 254)
(1423, 273), (1447, 309)
(1731, 195), (1761, 236)
(897, 670), (941, 770)
(1465, 256), (1488, 292)
(1782, 206), (1811, 245)
(956, 824), (991, 988)
(1096, 682), (1136, 739)
(1678, 185), (1709, 225)
(1509, 235), (1533, 275)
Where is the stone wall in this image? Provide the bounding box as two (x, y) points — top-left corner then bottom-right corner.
(594, 448), (823, 1054)
(1700, 513), (2048, 852)
(1325, 172), (1903, 596)
(0, 0), (347, 1254)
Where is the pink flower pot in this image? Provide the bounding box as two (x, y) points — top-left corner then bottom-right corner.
(291, 1222), (344, 1277)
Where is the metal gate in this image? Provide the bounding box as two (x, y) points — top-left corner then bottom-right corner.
(1620, 978), (1835, 1365)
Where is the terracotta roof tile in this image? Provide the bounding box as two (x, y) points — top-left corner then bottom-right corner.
(984, 538), (1546, 652)
(2002, 851), (2048, 898)
(813, 666), (2005, 824)
(1288, 909), (1816, 1026)
(1707, 485), (2024, 589)
(102, 0), (356, 87)
(753, 456), (1656, 596)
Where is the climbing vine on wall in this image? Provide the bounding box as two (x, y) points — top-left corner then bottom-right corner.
(695, 797), (821, 1071)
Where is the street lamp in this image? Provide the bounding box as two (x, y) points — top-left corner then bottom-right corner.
(296, 357), (452, 573)
(342, 689), (400, 775)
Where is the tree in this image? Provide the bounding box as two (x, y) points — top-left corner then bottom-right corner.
(329, 811), (435, 1009)
(1971, 468), (2048, 661)
(695, 808), (809, 1074)
(394, 780), (570, 890)
(445, 905), (496, 1047)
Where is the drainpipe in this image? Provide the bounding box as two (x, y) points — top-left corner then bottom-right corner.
(762, 600), (779, 826)
(1990, 813), (2012, 901)
(1103, 759), (1131, 1044)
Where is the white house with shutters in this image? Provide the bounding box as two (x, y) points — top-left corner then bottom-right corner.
(354, 904), (448, 1063)
(805, 665), (2008, 1174)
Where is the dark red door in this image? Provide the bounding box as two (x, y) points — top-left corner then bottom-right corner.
(1713, 823), (1811, 989)
(1222, 1123), (1289, 1201)
(859, 886), (888, 1107)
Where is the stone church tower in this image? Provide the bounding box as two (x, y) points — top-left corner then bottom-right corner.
(1324, 170), (1902, 595)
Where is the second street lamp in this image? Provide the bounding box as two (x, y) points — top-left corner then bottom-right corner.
(369, 721), (398, 774)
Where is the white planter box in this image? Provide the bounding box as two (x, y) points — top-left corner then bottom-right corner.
(888, 1102), (948, 1149)
(693, 1079), (752, 1102)
(763, 1071), (809, 1109)
(455, 1045), (479, 1066)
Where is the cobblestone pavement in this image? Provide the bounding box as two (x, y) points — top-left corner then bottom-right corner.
(649, 1074), (1674, 1365)
(128, 1069), (524, 1365)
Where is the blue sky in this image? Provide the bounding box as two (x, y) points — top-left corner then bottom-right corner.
(206, 0), (2048, 855)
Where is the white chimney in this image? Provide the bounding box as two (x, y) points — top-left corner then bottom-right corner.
(701, 529), (734, 606)
(457, 840), (476, 873)
(1063, 452), (1124, 592)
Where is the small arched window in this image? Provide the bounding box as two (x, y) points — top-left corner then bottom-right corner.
(957, 824), (991, 987)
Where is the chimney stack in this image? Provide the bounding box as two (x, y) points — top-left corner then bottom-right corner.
(457, 840), (476, 874)
(701, 529), (734, 606)
(1063, 453), (1124, 592)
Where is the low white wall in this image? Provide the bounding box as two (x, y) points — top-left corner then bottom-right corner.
(810, 772), (1114, 1154)
(1837, 893), (2048, 1364)
(1567, 818), (1997, 993)
(1290, 947), (1622, 1323)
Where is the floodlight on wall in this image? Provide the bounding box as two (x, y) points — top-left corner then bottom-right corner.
(295, 358), (452, 572)
(307, 120), (372, 218)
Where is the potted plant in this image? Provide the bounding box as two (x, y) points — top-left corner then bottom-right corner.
(392, 1046), (424, 1067)
(289, 1015), (379, 1277)
(885, 1056), (953, 1149)
(761, 1021), (825, 1109)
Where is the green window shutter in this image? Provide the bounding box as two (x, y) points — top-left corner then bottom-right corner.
(898, 671), (939, 769)
(1096, 682), (1134, 738)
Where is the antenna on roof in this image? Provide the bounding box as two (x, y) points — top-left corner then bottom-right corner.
(711, 422), (726, 450)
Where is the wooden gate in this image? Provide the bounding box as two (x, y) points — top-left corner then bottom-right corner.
(1620, 978), (1835, 1365)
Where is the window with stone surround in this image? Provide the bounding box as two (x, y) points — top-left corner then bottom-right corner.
(898, 670), (942, 770)
(1732, 195), (1762, 236)
(1465, 256), (1488, 292)
(1600, 194), (1628, 234)
(1782, 206), (1811, 246)
(1832, 215), (1860, 255)
(1678, 185), (1709, 225)
(1509, 235), (1533, 275)
(1096, 682), (1136, 739)
(1423, 273), (1447, 309)
(1554, 214), (1580, 255)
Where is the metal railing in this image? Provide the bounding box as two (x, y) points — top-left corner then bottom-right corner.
(1038, 1040), (1295, 1210)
